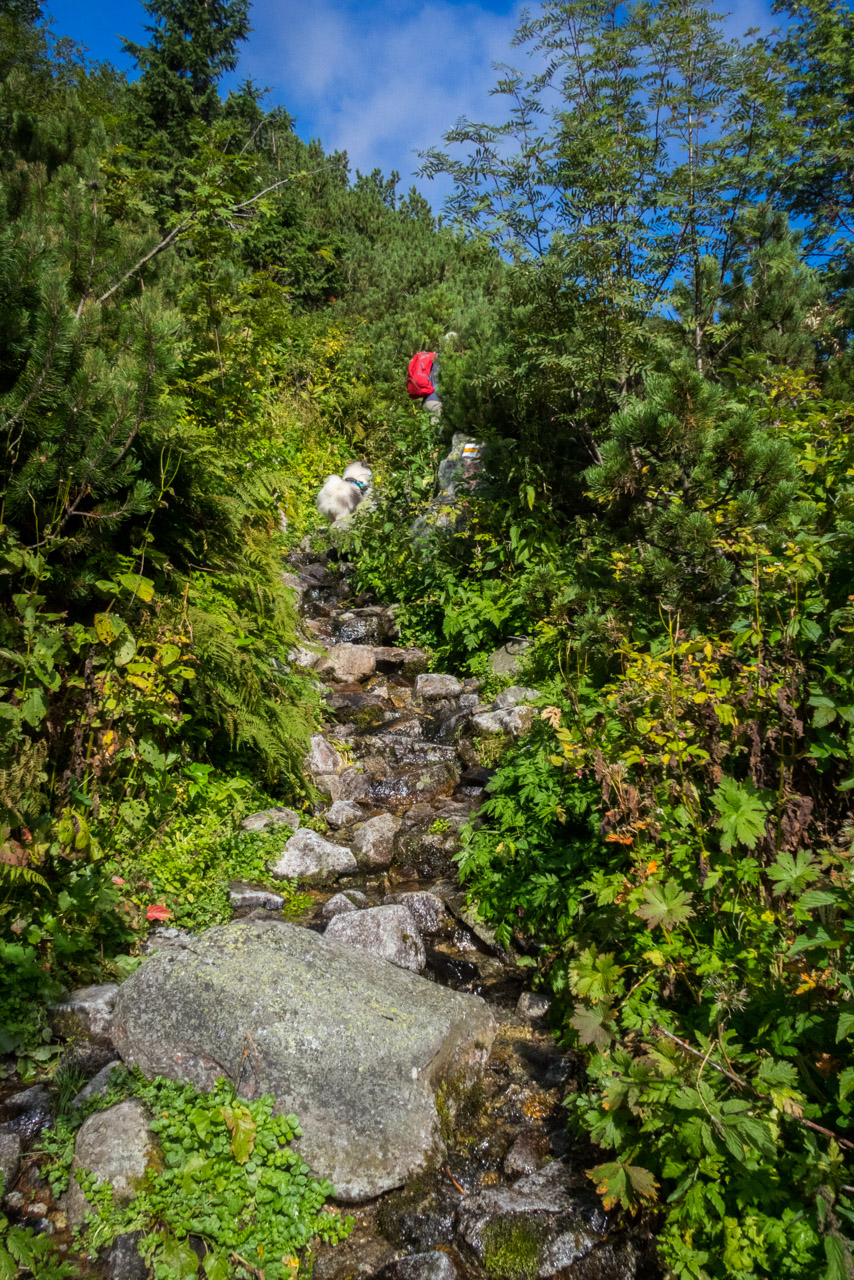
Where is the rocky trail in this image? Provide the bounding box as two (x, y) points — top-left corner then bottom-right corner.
(0, 541), (657, 1280)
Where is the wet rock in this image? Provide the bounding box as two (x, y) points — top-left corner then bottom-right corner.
(318, 644), (377, 683)
(383, 892), (446, 933)
(112, 918), (498, 1201)
(241, 806), (301, 833)
(50, 983), (118, 1047)
(228, 882), (285, 911)
(71, 1060), (126, 1110)
(504, 1130), (550, 1177)
(322, 890), (369, 921)
(64, 1100), (159, 1227)
(313, 1215), (396, 1280)
(307, 735), (345, 776)
(353, 814), (403, 868)
(516, 993), (552, 1022)
(454, 1163), (608, 1280)
(416, 674), (463, 701)
(372, 647), (430, 676)
(326, 800), (364, 828)
(102, 1231), (148, 1280)
(375, 1253), (459, 1280)
(325, 904), (426, 973)
(331, 610), (390, 647)
(4, 1087), (55, 1140)
(493, 687), (541, 711)
(269, 829), (357, 882)
(0, 1133), (21, 1189)
(394, 828), (460, 880)
(455, 767), (491, 796)
(471, 707), (536, 739)
(371, 762), (458, 810)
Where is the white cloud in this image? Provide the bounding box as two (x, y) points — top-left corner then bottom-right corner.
(242, 0), (525, 194)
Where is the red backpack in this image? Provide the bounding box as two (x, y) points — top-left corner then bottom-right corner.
(407, 351), (436, 397)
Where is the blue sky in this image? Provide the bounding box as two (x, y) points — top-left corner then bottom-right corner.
(46, 0), (775, 211)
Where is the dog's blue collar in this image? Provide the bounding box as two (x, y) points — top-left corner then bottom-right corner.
(345, 477), (368, 494)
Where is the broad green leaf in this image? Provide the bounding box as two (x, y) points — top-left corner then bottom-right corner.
(824, 1235), (850, 1280)
(839, 1068), (854, 1102)
(203, 1255), (231, 1280)
(156, 1234), (199, 1278)
(712, 778), (770, 851)
(837, 1011), (854, 1042)
(635, 879), (695, 931)
(220, 1102), (256, 1164)
(117, 572), (155, 603)
(113, 633), (137, 666)
(767, 849), (820, 896)
(570, 1002), (614, 1051)
(797, 888), (837, 910)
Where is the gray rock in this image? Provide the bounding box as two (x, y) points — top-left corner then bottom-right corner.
(504, 1131), (550, 1177)
(471, 707), (535, 738)
(376, 1254), (458, 1280)
(50, 984), (118, 1047)
(240, 806), (301, 833)
(64, 1100), (159, 1227)
(111, 918), (497, 1201)
(289, 644), (321, 670)
(4, 1085), (51, 1116)
(416, 674), (462, 700)
(317, 644), (377, 683)
(489, 639), (533, 678)
(0, 1133), (21, 1190)
(103, 1231), (148, 1280)
(319, 767), (373, 804)
(269, 829), (357, 882)
(228, 881), (285, 911)
(321, 890), (369, 920)
(454, 1164), (608, 1280)
(325, 800), (363, 828)
(383, 892), (446, 933)
(307, 735), (344, 776)
(492, 687), (541, 711)
(516, 992), (552, 1022)
(352, 813), (402, 868)
(71, 1060), (125, 1110)
(325, 905), (426, 973)
(142, 926), (193, 956)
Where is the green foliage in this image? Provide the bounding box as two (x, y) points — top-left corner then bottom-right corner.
(0, 1177), (79, 1279)
(76, 1074), (352, 1280)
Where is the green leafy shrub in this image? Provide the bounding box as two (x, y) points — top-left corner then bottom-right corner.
(77, 1075), (352, 1280)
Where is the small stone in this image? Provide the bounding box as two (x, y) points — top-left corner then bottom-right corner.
(492, 687), (541, 710)
(64, 1100), (160, 1227)
(306, 735), (344, 776)
(269, 829), (357, 883)
(325, 904), (426, 972)
(516, 992), (551, 1021)
(0, 1132), (21, 1189)
(71, 1060), (125, 1110)
(459, 693), (481, 711)
(240, 806), (301, 833)
(3, 1191), (24, 1211)
(321, 891), (369, 921)
(375, 1254), (458, 1280)
(489, 639), (533, 677)
(317, 644), (377, 683)
(103, 1231), (148, 1280)
(49, 983), (118, 1046)
(352, 813), (402, 868)
(27, 1201), (48, 1217)
(504, 1130), (550, 1177)
(290, 644), (321, 670)
(383, 892), (447, 933)
(416, 673), (463, 700)
(228, 882), (285, 911)
(325, 800), (363, 828)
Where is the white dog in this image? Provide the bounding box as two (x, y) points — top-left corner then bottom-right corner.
(316, 462), (373, 523)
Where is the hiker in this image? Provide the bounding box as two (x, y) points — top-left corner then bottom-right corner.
(406, 333), (456, 420)
(407, 349), (441, 418)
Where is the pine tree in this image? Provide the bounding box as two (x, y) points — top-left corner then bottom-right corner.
(122, 0), (250, 148)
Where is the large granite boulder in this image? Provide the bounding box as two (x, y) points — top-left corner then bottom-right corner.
(111, 919), (497, 1201)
